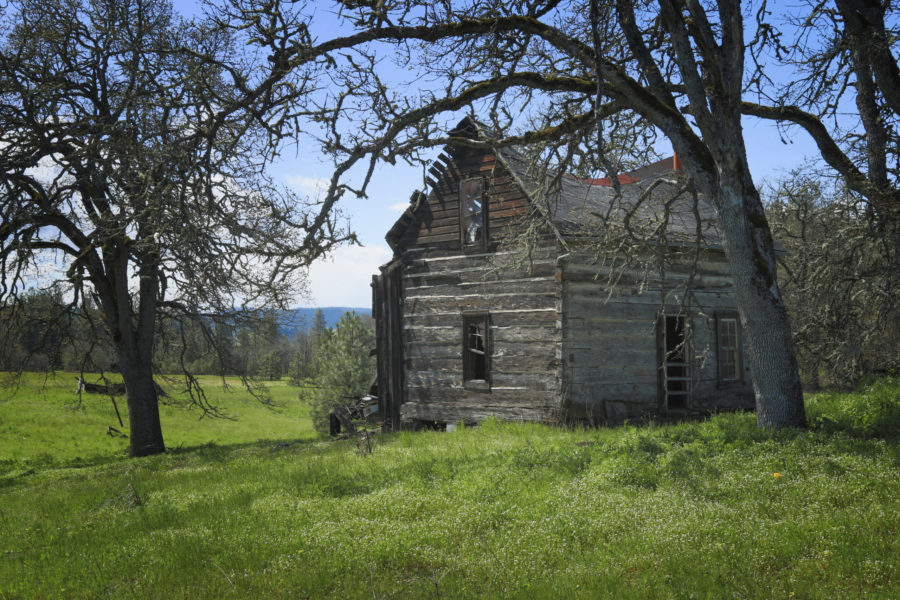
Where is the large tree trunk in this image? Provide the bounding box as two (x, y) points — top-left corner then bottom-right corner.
(120, 356), (166, 457)
(109, 248), (165, 457)
(716, 178), (806, 427)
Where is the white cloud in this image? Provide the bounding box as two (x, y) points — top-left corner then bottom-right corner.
(301, 244), (393, 308)
(388, 202), (410, 213)
(285, 174), (330, 198)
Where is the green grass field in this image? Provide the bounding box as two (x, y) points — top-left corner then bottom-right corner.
(0, 373), (898, 599)
(0, 373), (315, 473)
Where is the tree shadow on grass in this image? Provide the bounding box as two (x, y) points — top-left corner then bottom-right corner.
(0, 435), (328, 490)
(165, 436), (327, 460)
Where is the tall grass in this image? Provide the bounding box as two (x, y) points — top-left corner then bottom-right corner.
(806, 374), (900, 438)
(0, 375), (897, 598)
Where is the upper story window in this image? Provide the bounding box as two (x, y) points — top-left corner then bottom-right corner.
(716, 312), (743, 384)
(459, 177), (485, 248)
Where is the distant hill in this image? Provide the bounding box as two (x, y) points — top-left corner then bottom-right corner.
(280, 307), (372, 338)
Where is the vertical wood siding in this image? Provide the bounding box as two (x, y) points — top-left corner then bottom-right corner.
(373, 260), (404, 431)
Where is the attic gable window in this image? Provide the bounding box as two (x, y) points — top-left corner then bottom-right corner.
(460, 177), (485, 248)
(463, 313), (490, 388)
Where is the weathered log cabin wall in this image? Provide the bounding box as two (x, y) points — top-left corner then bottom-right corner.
(377, 118), (758, 427)
(560, 249), (755, 422)
(394, 146), (564, 425)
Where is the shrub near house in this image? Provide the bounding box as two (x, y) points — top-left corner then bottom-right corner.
(308, 311), (376, 435)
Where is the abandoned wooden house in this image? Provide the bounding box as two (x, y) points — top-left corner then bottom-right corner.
(372, 117), (755, 431)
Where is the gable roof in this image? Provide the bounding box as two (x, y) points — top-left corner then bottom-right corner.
(386, 116), (723, 252)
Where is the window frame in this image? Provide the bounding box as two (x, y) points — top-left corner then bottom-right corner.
(462, 312), (491, 390)
(715, 311), (744, 386)
(657, 313), (691, 411)
(459, 177), (487, 250)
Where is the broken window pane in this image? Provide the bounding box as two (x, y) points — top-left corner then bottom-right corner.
(463, 314), (489, 382)
(460, 178), (484, 246)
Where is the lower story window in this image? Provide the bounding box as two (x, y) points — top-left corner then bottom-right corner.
(659, 314), (690, 410)
(463, 313), (490, 383)
(716, 312), (743, 384)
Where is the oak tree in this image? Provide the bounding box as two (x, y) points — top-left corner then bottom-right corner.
(0, 0), (347, 455)
(304, 0), (808, 426)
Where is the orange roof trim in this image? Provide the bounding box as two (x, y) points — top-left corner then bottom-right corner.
(575, 173), (642, 186)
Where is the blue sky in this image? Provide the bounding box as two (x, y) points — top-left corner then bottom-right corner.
(171, 1), (823, 309)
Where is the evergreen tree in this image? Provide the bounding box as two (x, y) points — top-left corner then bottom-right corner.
(308, 312), (376, 435)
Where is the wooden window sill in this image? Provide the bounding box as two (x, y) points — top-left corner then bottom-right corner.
(463, 380), (491, 392)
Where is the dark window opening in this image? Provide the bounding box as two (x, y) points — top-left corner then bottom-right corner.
(716, 313), (742, 384)
(660, 314), (690, 410)
(463, 314), (490, 383)
(460, 178), (485, 247)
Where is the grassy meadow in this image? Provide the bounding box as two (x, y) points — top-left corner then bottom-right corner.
(0, 373), (898, 598)
(0, 372), (315, 472)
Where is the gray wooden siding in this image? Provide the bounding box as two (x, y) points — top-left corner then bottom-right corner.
(385, 142), (753, 426)
(394, 146), (563, 424)
(399, 250), (563, 424)
(372, 260), (404, 431)
(561, 250), (754, 421)
(398, 148), (531, 251)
